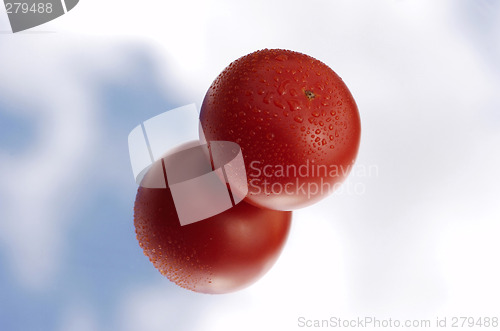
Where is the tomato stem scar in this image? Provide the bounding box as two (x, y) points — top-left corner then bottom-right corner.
(304, 90), (315, 100)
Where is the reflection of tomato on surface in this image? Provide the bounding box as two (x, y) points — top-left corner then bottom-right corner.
(134, 168), (292, 294)
(200, 49), (361, 211)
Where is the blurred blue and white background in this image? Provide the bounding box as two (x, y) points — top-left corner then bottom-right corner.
(1, 1), (500, 330)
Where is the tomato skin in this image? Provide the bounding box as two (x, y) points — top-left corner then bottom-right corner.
(200, 49), (361, 210)
(134, 183), (292, 294)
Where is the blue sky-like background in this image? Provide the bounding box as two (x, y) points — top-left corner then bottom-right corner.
(1, 1), (500, 330)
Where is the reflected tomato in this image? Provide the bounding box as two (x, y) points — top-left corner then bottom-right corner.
(134, 174), (291, 294)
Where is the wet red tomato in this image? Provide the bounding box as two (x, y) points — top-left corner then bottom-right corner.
(200, 49), (361, 210)
(134, 165), (292, 294)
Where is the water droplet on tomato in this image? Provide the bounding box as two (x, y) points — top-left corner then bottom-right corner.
(294, 116), (304, 123)
(275, 54), (288, 61)
(263, 92), (274, 104)
(278, 80), (290, 95)
(274, 99), (286, 110)
(288, 99), (301, 111)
